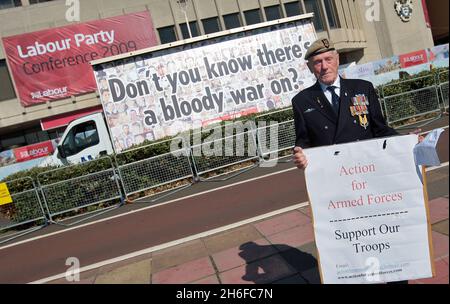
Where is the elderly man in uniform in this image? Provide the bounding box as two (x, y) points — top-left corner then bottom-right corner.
(292, 38), (398, 169)
(292, 38), (410, 284)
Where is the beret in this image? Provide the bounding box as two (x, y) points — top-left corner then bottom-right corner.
(305, 38), (336, 60)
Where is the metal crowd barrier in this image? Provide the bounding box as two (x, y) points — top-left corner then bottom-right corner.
(437, 70), (448, 108)
(116, 147), (194, 202)
(256, 120), (295, 162)
(256, 107), (294, 122)
(440, 82), (449, 110)
(0, 177), (47, 244)
(191, 129), (259, 181)
(381, 75), (436, 98)
(383, 85), (441, 125)
(37, 157), (123, 226)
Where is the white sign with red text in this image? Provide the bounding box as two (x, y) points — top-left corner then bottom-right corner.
(305, 135), (433, 284)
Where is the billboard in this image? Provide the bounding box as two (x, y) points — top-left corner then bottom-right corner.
(0, 150), (15, 167)
(399, 49), (428, 68)
(428, 44), (449, 68)
(2, 11), (157, 107)
(93, 18), (317, 153)
(13, 140), (55, 163)
(341, 43), (449, 87)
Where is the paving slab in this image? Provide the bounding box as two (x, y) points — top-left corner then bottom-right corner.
(94, 259), (151, 284)
(431, 231), (449, 259)
(432, 219), (449, 236)
(211, 238), (276, 272)
(219, 254), (296, 284)
(429, 197), (449, 224)
(253, 211), (311, 236)
(203, 225), (263, 254)
(152, 256), (215, 284)
(267, 224), (315, 250)
(151, 240), (208, 273)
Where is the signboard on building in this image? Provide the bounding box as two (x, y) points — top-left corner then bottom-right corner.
(0, 150), (15, 167)
(2, 11), (157, 107)
(93, 18), (317, 152)
(399, 49), (428, 68)
(13, 140), (55, 163)
(0, 183), (13, 206)
(304, 135), (434, 284)
(428, 44), (449, 68)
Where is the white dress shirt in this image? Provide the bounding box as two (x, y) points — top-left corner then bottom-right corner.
(319, 77), (341, 106)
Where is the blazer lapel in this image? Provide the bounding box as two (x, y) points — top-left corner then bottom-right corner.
(306, 81), (337, 124)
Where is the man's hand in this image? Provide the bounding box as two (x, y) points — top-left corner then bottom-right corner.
(293, 146), (308, 170)
(410, 128), (424, 143)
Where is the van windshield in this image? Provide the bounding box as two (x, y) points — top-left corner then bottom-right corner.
(61, 120), (99, 157)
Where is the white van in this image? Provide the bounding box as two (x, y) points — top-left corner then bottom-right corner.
(40, 112), (114, 166)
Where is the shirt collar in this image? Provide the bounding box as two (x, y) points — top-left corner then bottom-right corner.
(319, 76), (341, 92)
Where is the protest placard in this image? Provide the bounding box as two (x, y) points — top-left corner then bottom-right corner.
(305, 135), (434, 284)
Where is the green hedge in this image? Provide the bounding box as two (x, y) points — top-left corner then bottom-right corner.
(379, 67), (448, 97)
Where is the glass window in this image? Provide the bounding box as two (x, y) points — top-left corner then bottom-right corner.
(28, 0), (54, 4)
(265, 5), (282, 21)
(0, 0), (21, 10)
(0, 125), (56, 151)
(48, 127), (65, 141)
(284, 1), (303, 17)
(23, 126), (44, 145)
(180, 21), (200, 39)
(304, 0), (324, 31)
(223, 13), (241, 29)
(0, 134), (25, 150)
(244, 9), (262, 26)
(37, 130), (50, 142)
(0, 60), (16, 101)
(324, 0), (339, 28)
(202, 17), (221, 34)
(61, 120), (99, 157)
(25, 132), (39, 145)
(158, 26), (177, 44)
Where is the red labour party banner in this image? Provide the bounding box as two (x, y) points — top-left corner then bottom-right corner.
(399, 49), (428, 68)
(2, 11), (157, 107)
(13, 141), (55, 162)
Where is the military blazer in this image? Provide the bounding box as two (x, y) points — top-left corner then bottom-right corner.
(291, 77), (398, 148)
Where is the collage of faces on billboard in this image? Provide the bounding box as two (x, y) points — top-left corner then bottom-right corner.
(95, 19), (317, 152)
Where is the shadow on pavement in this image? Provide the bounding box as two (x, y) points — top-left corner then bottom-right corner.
(238, 241), (321, 284)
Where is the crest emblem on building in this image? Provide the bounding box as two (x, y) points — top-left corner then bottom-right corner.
(395, 0), (413, 22)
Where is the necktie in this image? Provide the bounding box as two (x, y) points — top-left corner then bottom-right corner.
(327, 86), (340, 114)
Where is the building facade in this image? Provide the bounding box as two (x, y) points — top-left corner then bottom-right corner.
(0, 0), (435, 152)
(425, 0), (449, 45)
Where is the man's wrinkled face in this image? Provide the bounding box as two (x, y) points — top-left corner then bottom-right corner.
(308, 51), (339, 85)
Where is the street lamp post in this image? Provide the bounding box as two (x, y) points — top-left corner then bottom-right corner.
(177, 0), (192, 38)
